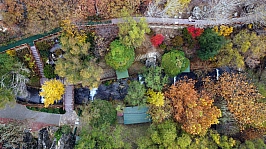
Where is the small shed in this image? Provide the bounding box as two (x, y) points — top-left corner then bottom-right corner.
(123, 106), (151, 124)
(116, 70), (129, 79)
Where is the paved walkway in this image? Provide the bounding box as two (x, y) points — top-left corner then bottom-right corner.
(0, 103), (79, 129)
(63, 85), (74, 112)
(0, 104), (60, 125)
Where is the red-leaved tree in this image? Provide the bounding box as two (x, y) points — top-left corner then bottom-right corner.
(151, 34), (164, 47)
(187, 27), (204, 38)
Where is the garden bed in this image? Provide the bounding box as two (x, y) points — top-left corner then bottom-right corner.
(26, 106), (66, 114)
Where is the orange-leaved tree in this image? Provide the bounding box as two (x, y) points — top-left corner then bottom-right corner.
(165, 79), (221, 135)
(203, 73), (266, 130)
(40, 79), (65, 108)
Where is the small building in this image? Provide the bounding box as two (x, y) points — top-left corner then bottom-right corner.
(123, 106), (151, 124)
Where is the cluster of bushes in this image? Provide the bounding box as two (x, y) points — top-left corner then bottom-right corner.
(26, 106), (65, 114)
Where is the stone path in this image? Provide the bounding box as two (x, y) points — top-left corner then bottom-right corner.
(63, 85), (74, 112)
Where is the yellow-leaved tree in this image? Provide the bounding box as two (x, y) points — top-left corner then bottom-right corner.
(40, 79), (65, 107)
(147, 89), (164, 107)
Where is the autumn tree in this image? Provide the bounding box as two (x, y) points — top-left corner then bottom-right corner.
(145, 0), (191, 17)
(187, 26), (204, 38)
(55, 20), (103, 88)
(2, 0), (25, 28)
(232, 29), (266, 69)
(105, 40), (135, 71)
(151, 34), (164, 47)
(161, 50), (190, 77)
(147, 89), (164, 107)
(203, 73), (266, 130)
(197, 28), (226, 60)
(104, 0), (142, 18)
(213, 25), (233, 37)
(118, 13), (150, 48)
(147, 98), (173, 123)
(215, 41), (245, 69)
(40, 79), (65, 108)
(165, 79), (221, 135)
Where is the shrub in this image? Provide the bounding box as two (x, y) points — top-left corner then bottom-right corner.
(124, 81), (146, 106)
(151, 34), (164, 47)
(171, 36), (184, 47)
(146, 89), (164, 107)
(187, 26), (204, 38)
(43, 65), (56, 79)
(197, 28), (226, 60)
(161, 50), (189, 77)
(213, 25), (233, 36)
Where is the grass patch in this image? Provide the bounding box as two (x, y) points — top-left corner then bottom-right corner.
(119, 123), (150, 149)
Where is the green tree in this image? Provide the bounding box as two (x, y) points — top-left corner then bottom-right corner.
(0, 87), (15, 109)
(43, 65), (56, 79)
(118, 15), (150, 48)
(197, 28), (226, 60)
(81, 100), (117, 127)
(161, 50), (190, 77)
(143, 67), (169, 91)
(77, 123), (125, 149)
(55, 20), (103, 88)
(137, 120), (178, 149)
(105, 40), (135, 71)
(124, 81), (146, 106)
(77, 100), (126, 148)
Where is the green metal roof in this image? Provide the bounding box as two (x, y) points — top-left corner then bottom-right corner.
(0, 28), (61, 52)
(116, 70), (129, 79)
(124, 106), (151, 124)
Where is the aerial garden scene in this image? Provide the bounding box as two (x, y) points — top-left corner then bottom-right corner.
(1, 0), (266, 149)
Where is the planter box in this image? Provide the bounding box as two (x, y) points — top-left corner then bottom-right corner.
(123, 106), (151, 124)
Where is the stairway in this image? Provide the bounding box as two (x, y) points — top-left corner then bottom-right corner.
(30, 46), (45, 78)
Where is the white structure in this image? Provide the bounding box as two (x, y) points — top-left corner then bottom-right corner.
(90, 88), (98, 101)
(138, 74), (144, 85)
(216, 68), (220, 80)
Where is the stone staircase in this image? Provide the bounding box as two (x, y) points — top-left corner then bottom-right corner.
(30, 46), (45, 78)
(135, 51), (161, 61)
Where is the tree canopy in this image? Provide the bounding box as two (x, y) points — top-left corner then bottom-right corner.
(40, 79), (65, 108)
(55, 20), (103, 88)
(161, 50), (190, 77)
(165, 79), (221, 135)
(118, 15), (150, 48)
(197, 28), (226, 60)
(105, 40), (135, 71)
